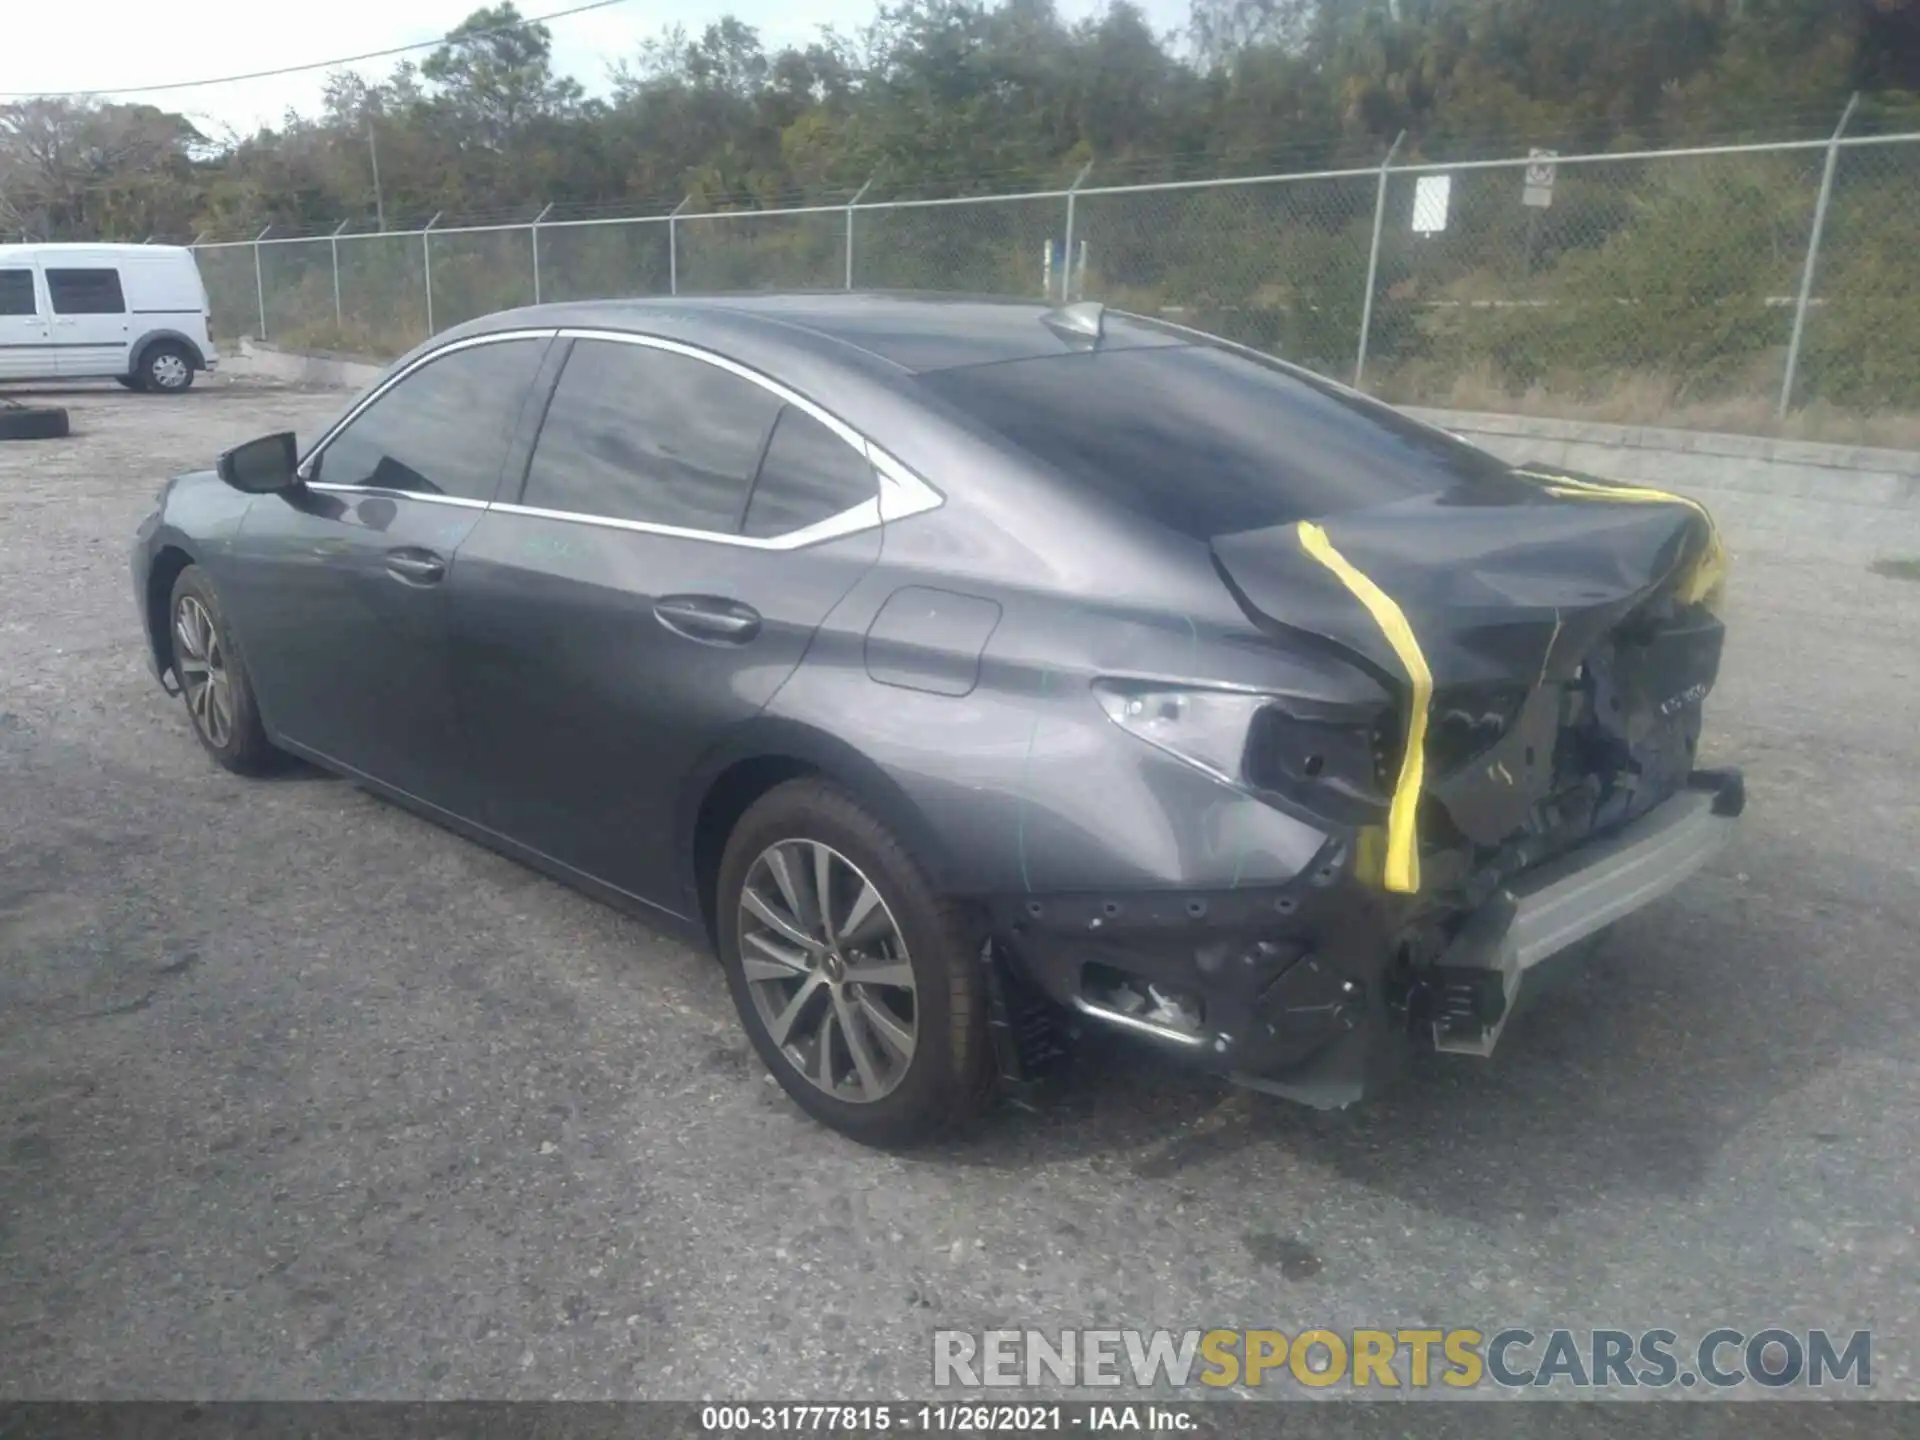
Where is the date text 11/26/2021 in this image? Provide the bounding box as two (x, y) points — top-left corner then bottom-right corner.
(699, 1405), (1196, 1431)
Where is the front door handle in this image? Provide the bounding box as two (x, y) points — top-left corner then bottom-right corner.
(653, 595), (762, 644)
(384, 547), (447, 585)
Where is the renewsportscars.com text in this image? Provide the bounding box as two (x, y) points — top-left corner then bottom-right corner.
(933, 1327), (1872, 1391)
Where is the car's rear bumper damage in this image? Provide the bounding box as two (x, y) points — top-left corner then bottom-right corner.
(987, 767), (1743, 1108)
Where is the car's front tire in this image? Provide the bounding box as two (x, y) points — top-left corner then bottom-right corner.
(167, 565), (280, 774)
(717, 778), (993, 1147)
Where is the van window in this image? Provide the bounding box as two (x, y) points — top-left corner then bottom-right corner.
(0, 269), (35, 316)
(46, 269), (126, 316)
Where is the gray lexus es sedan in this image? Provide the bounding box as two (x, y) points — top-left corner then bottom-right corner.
(131, 293), (1743, 1146)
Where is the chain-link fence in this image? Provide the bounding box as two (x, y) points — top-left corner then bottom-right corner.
(850, 194), (1062, 295)
(1074, 172), (1381, 378)
(204, 127), (1920, 422)
(535, 216), (671, 305)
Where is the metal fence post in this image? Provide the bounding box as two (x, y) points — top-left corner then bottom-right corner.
(422, 212), (441, 337)
(1780, 93), (1860, 416)
(531, 203), (553, 304)
(1354, 131), (1407, 389)
(330, 219), (349, 331)
(669, 196), (691, 296)
(1061, 162), (1093, 302)
(252, 225), (272, 340)
(845, 178), (875, 290)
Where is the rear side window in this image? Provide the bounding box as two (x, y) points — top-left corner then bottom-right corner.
(314, 338), (546, 501)
(0, 269), (36, 316)
(742, 406), (877, 538)
(919, 345), (1512, 538)
(46, 268), (126, 315)
(522, 340), (781, 532)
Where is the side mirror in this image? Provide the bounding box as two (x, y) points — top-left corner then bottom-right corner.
(217, 432), (301, 494)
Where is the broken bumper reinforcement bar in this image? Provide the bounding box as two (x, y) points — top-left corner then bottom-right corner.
(1431, 768), (1745, 1057)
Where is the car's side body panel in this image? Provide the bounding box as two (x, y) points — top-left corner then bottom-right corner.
(130, 294), (1740, 1115)
(447, 509), (884, 912)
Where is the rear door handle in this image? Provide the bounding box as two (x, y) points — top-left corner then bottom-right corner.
(653, 595), (762, 644)
(384, 547), (447, 585)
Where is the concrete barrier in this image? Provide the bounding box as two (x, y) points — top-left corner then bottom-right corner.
(227, 338), (386, 391)
(1408, 407), (1920, 557)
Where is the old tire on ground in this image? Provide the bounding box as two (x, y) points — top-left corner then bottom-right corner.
(140, 341), (196, 393)
(0, 405), (70, 440)
(717, 777), (993, 1147)
(167, 564), (282, 775)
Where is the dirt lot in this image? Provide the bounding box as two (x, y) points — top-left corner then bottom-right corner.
(2, 379), (1918, 1401)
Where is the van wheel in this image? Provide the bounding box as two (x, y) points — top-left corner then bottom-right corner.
(141, 342), (196, 393)
(116, 376), (143, 391)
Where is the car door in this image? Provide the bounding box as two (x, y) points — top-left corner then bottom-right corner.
(447, 333), (885, 913)
(43, 266), (130, 377)
(0, 264), (52, 380)
(219, 333), (554, 814)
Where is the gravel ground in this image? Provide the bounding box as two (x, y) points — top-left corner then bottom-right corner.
(2, 379), (1917, 1402)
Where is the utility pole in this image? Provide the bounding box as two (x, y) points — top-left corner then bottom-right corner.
(367, 114), (387, 233)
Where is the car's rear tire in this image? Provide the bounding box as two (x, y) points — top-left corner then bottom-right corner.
(717, 778), (993, 1147)
(140, 342), (196, 394)
(0, 405), (69, 440)
(167, 565), (281, 775)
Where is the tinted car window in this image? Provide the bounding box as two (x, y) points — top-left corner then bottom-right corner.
(314, 338), (546, 501)
(0, 269), (36, 316)
(522, 340), (781, 532)
(742, 406), (877, 538)
(46, 268), (126, 315)
(920, 345), (1514, 537)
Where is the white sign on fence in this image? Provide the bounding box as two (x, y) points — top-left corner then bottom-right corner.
(1412, 174), (1452, 234)
(1524, 148), (1559, 208)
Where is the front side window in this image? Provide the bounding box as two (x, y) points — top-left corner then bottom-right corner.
(313, 338), (546, 501)
(521, 340), (781, 533)
(0, 269), (37, 317)
(46, 268), (125, 315)
(741, 405), (877, 538)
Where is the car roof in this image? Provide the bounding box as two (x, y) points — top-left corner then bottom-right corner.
(0, 242), (190, 255)
(457, 292), (1188, 375)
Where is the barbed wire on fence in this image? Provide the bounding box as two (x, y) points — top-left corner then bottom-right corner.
(193, 123), (1920, 424)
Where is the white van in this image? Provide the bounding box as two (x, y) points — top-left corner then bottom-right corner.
(0, 243), (219, 393)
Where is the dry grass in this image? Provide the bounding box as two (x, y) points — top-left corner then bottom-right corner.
(1378, 362), (1920, 451)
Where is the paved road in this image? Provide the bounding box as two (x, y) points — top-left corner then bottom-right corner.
(2, 381), (1916, 1400)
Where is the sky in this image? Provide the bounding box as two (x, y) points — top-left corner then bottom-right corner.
(0, 0), (1193, 140)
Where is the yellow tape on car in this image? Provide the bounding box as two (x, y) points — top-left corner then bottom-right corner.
(1515, 468), (1729, 609)
(1296, 522), (1431, 895)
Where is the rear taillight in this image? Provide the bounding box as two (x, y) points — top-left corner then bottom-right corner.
(1245, 701), (1394, 824)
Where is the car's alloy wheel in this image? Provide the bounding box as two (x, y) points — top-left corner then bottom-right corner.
(737, 839), (918, 1104)
(717, 778), (992, 1146)
(174, 594), (234, 747)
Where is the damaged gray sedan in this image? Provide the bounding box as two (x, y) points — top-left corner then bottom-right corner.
(130, 294), (1742, 1146)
